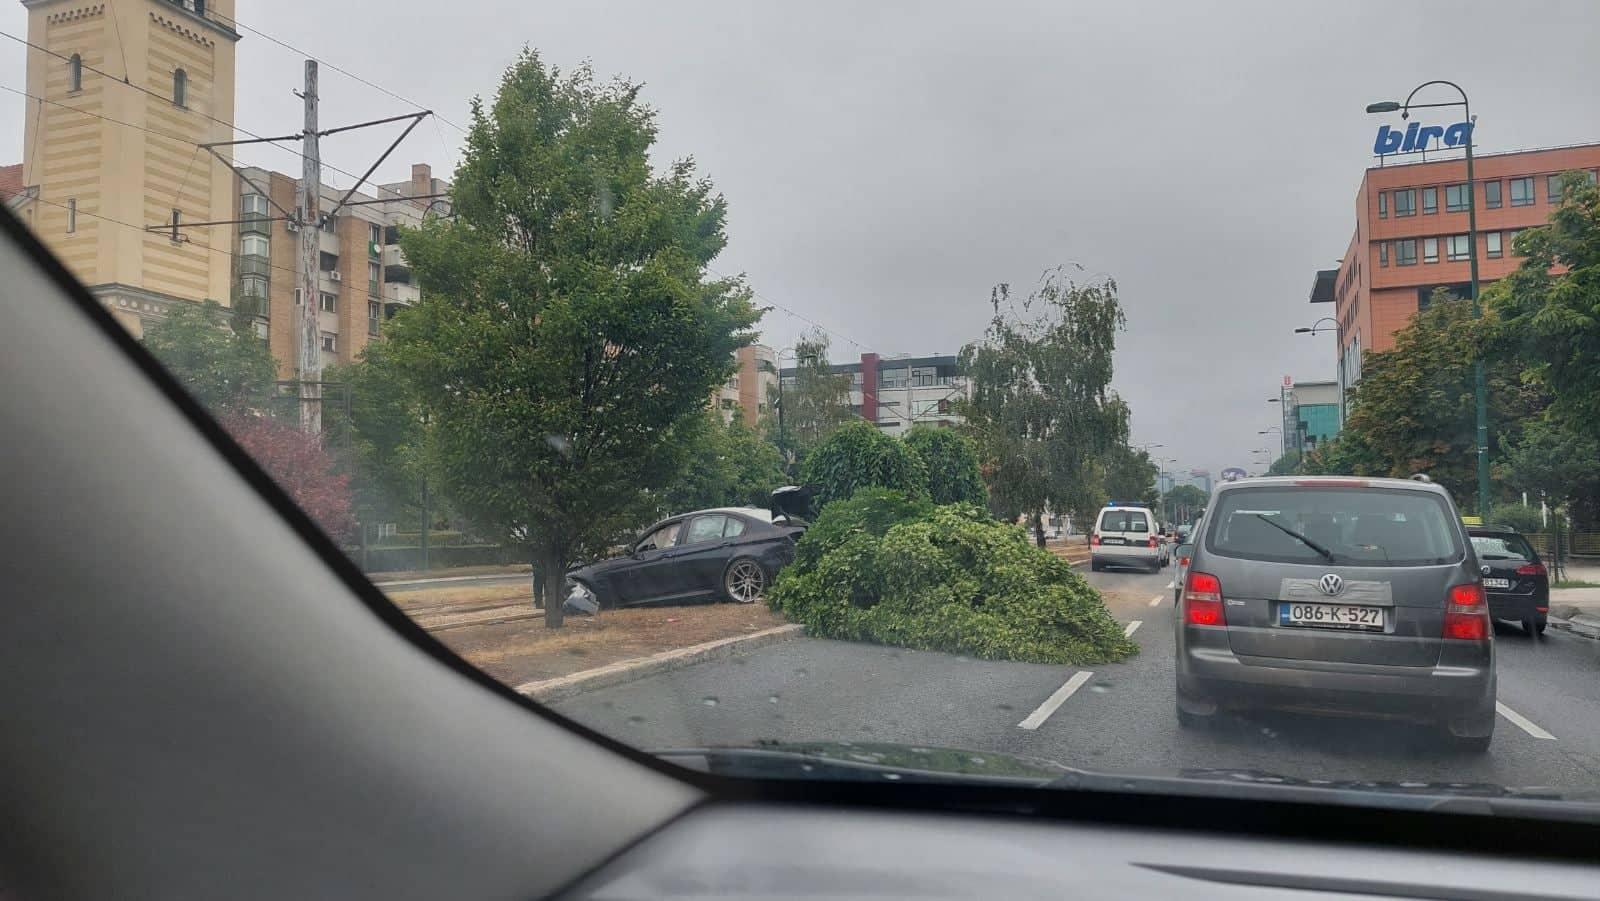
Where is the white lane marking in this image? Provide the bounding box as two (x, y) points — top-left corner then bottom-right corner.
(1149, 594), (1163, 607)
(1018, 671), (1094, 731)
(1165, 581), (1175, 589)
(1496, 701), (1557, 740)
(1123, 620), (1143, 638)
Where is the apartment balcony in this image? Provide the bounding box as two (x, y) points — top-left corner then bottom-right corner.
(237, 254), (271, 278)
(383, 281), (420, 307)
(239, 214), (271, 237)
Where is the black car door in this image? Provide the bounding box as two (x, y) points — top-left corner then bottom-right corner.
(613, 520), (686, 604)
(674, 514), (743, 597)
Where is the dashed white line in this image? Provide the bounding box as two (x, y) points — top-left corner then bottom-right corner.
(1018, 670), (1095, 731)
(1165, 581), (1175, 589)
(1123, 620), (1143, 638)
(1496, 701), (1557, 740)
(1149, 594), (1163, 607)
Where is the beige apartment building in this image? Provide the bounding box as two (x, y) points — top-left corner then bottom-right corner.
(14, 0), (240, 336)
(234, 163), (446, 376)
(714, 344), (779, 427)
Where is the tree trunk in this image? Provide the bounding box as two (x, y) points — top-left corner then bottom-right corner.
(537, 545), (565, 628)
(1032, 511), (1046, 547)
(531, 558), (546, 610)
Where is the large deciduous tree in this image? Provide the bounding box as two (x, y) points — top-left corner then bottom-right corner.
(765, 330), (853, 470)
(903, 426), (986, 507)
(385, 51), (759, 626)
(141, 299), (277, 415)
(959, 267), (1129, 544)
(1102, 445), (1159, 509)
(657, 411), (787, 516)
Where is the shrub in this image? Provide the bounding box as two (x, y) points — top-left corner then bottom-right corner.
(792, 488), (933, 568)
(801, 420), (929, 509)
(771, 504), (1136, 665)
(1492, 503), (1544, 535)
(903, 426), (986, 507)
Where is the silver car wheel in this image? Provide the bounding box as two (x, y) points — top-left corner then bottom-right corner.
(725, 559), (766, 603)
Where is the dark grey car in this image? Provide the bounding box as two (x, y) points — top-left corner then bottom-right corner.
(1175, 476), (1496, 751)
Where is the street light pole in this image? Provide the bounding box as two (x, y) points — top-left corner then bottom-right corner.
(1369, 82), (1489, 517)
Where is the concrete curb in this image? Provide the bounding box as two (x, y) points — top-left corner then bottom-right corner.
(1549, 613), (1600, 641)
(516, 623), (805, 703)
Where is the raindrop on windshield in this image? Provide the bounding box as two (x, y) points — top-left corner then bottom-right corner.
(701, 696), (719, 707)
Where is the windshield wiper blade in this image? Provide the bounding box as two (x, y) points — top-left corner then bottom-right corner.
(1253, 514), (1336, 564)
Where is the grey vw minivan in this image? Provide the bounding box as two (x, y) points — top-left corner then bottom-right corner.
(1175, 476), (1495, 751)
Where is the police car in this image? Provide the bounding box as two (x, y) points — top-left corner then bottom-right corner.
(1090, 502), (1165, 573)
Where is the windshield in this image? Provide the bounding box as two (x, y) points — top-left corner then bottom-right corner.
(11, 0), (1600, 824)
(1207, 487), (1464, 566)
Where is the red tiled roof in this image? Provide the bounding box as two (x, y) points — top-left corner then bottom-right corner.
(0, 163), (23, 200)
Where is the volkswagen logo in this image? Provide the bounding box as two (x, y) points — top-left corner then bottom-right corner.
(1481, 564), (1492, 576)
(1317, 573), (1345, 596)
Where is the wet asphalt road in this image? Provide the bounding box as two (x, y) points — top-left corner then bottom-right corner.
(552, 563), (1600, 793)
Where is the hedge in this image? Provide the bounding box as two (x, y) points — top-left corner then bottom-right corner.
(800, 420), (929, 508)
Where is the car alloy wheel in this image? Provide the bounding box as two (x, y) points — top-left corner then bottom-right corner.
(725, 559), (766, 603)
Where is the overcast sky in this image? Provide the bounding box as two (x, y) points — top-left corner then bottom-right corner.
(4, 0), (1599, 476)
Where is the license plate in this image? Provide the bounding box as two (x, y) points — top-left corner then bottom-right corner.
(1102, 537), (1126, 545)
(1484, 577), (1511, 589)
(1280, 603), (1384, 631)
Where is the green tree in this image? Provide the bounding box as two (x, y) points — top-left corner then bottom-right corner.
(1487, 172), (1600, 440)
(657, 411), (787, 515)
(766, 330), (853, 470)
(141, 299), (277, 415)
(1501, 416), (1600, 526)
(1267, 449), (1302, 476)
(1339, 289), (1545, 513)
(1103, 445), (1159, 509)
(903, 426), (986, 507)
(1162, 484), (1207, 525)
(385, 51), (759, 626)
(959, 266), (1130, 545)
(323, 344), (437, 533)
(800, 419), (929, 508)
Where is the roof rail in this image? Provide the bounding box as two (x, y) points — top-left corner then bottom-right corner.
(1409, 473), (1433, 483)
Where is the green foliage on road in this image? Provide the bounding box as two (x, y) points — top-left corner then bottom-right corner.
(801, 420), (930, 508)
(903, 426), (987, 507)
(141, 299), (277, 414)
(384, 51), (760, 626)
(770, 494), (1137, 665)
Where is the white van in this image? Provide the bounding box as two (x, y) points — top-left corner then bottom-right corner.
(1090, 504), (1164, 573)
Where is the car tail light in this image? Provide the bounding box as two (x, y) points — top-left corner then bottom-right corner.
(1516, 563), (1547, 577)
(1090, 533), (1100, 547)
(1443, 582), (1490, 641)
(1147, 536), (1158, 549)
(1295, 478), (1369, 488)
(1184, 571), (1224, 626)
(1179, 555), (1190, 567)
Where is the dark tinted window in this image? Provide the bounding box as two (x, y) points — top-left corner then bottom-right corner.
(1205, 487), (1462, 566)
(1471, 533), (1536, 561)
(1099, 510), (1149, 532)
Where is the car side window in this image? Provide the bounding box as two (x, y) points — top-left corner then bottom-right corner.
(638, 522), (681, 552)
(723, 517), (747, 538)
(683, 514), (729, 545)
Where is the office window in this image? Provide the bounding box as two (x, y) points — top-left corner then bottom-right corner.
(1548, 174), (1566, 205)
(1395, 239), (1417, 266)
(370, 223), (382, 245)
(1486, 231), (1502, 259)
(1422, 237), (1438, 264)
(66, 198), (76, 234)
(1393, 188), (1416, 216)
(241, 234), (268, 257)
(320, 214), (337, 234)
(1378, 241), (1388, 266)
(172, 68), (187, 108)
(368, 261), (381, 285)
(68, 54), (82, 93)
(319, 291), (337, 313)
(1484, 180), (1501, 209)
(1447, 234), (1471, 262)
(321, 333), (336, 353)
(1421, 186), (1437, 214)
(1445, 183), (1469, 212)
(1506, 229), (1523, 255)
(241, 193), (268, 216)
(1510, 177), (1534, 206)
(1377, 191), (1387, 218)
(368, 301), (381, 336)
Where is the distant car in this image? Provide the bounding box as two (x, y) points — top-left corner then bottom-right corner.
(565, 507), (805, 609)
(1172, 542), (1194, 604)
(1175, 476), (1495, 751)
(1468, 525), (1550, 637)
(1090, 503), (1163, 573)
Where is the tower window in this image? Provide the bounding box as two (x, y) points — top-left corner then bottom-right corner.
(173, 68), (187, 108)
(67, 198), (77, 234)
(68, 54), (82, 93)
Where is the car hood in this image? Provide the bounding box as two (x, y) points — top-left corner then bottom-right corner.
(566, 553), (633, 581)
(653, 741), (1600, 820)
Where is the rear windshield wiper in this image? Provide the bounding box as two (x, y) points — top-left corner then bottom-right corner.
(1253, 514), (1337, 564)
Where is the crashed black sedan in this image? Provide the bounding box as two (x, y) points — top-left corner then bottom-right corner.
(564, 506), (806, 610)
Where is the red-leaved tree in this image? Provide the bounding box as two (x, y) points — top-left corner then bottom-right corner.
(221, 412), (356, 542)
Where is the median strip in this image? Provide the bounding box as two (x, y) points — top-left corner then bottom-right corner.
(1018, 670), (1094, 731)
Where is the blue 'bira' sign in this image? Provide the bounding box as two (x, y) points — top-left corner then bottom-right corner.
(1374, 121), (1472, 155)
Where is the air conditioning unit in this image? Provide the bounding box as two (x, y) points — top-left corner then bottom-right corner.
(285, 221), (299, 233)
(329, 270), (342, 282)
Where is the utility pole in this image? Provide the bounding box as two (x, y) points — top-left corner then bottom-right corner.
(297, 60), (322, 434)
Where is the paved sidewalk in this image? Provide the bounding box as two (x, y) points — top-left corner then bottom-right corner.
(1548, 559), (1600, 639)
